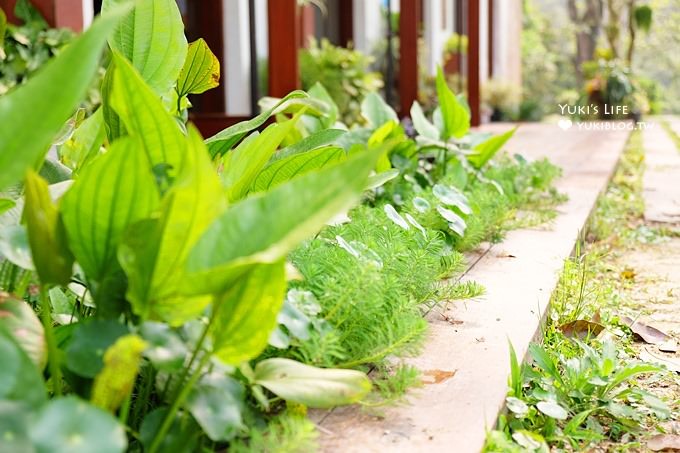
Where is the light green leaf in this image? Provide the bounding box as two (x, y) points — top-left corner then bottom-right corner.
(23, 171), (74, 285)
(61, 136), (160, 285)
(365, 169), (400, 190)
(308, 82), (339, 127)
(410, 101), (440, 140)
(108, 52), (186, 177)
(58, 109), (106, 173)
(30, 396), (127, 453)
(536, 400), (569, 420)
(177, 38), (220, 96)
(250, 146), (346, 193)
(139, 322), (188, 371)
(271, 128), (347, 162)
(212, 261), (286, 364)
(361, 92), (398, 128)
(0, 294), (45, 370)
(102, 0), (187, 94)
(433, 184), (471, 214)
(435, 66), (469, 139)
(222, 111), (304, 202)
(0, 5), (130, 191)
(184, 145), (386, 294)
(205, 91), (311, 157)
(253, 358), (371, 408)
(119, 126), (226, 324)
(0, 328), (46, 409)
(0, 225), (34, 270)
(468, 127), (517, 169)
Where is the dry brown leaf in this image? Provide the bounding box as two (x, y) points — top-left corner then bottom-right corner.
(647, 433), (680, 451)
(559, 320), (605, 340)
(659, 339), (679, 353)
(421, 369), (457, 385)
(620, 316), (671, 344)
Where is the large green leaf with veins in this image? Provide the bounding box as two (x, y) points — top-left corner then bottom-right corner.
(0, 5), (130, 191)
(435, 66), (469, 139)
(60, 136), (160, 284)
(102, 0), (187, 94)
(184, 144), (388, 295)
(108, 52), (186, 178)
(211, 261), (286, 365)
(119, 126), (227, 324)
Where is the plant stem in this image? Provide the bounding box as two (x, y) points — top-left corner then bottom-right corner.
(147, 352), (210, 453)
(39, 285), (62, 396)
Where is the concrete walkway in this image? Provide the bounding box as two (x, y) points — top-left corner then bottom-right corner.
(311, 123), (630, 453)
(643, 122), (680, 224)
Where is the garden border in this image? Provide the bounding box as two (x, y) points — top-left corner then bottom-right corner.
(310, 122), (632, 452)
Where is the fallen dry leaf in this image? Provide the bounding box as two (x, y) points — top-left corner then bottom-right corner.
(421, 369), (457, 385)
(639, 346), (680, 373)
(559, 320), (605, 340)
(647, 433), (680, 451)
(621, 268), (637, 280)
(620, 316), (671, 345)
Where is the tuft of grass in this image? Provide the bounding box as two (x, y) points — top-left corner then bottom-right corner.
(230, 412), (319, 453)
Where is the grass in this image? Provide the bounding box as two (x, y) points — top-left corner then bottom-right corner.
(485, 130), (680, 452)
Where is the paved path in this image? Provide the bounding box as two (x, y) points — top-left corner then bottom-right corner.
(311, 123), (630, 453)
(643, 122), (680, 224)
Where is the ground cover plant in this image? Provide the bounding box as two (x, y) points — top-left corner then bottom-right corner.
(484, 131), (680, 452)
(0, 1), (563, 450)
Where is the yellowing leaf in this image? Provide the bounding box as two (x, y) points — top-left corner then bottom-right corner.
(177, 39), (220, 96)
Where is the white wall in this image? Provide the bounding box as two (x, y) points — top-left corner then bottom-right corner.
(223, 0), (252, 116)
(352, 0), (383, 53)
(82, 0), (94, 28)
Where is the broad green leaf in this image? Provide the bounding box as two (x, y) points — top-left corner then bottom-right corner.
(0, 402), (32, 452)
(177, 38), (220, 96)
(271, 128), (347, 162)
(118, 126), (226, 324)
(186, 373), (245, 442)
(205, 91), (310, 157)
(101, 63), (126, 141)
(365, 169), (400, 190)
(435, 66), (469, 139)
(58, 109), (106, 173)
(437, 206), (467, 236)
(61, 136), (159, 285)
(65, 320), (129, 378)
(410, 101), (440, 140)
(250, 146), (346, 193)
(0, 5), (130, 191)
(23, 171), (74, 285)
(433, 184), (471, 214)
(185, 145), (386, 294)
(91, 335), (147, 412)
(361, 92), (398, 128)
(222, 111), (304, 202)
(108, 52), (186, 176)
(30, 396), (127, 453)
(253, 358), (371, 408)
(0, 294), (45, 370)
(0, 327), (46, 409)
(139, 322), (187, 371)
(468, 127), (517, 169)
(102, 0), (187, 94)
(212, 261), (286, 364)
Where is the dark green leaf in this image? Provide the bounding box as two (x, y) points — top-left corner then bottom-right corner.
(140, 408), (201, 452)
(65, 320), (129, 378)
(186, 373), (245, 441)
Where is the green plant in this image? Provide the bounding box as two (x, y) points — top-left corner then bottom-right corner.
(299, 38), (383, 125)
